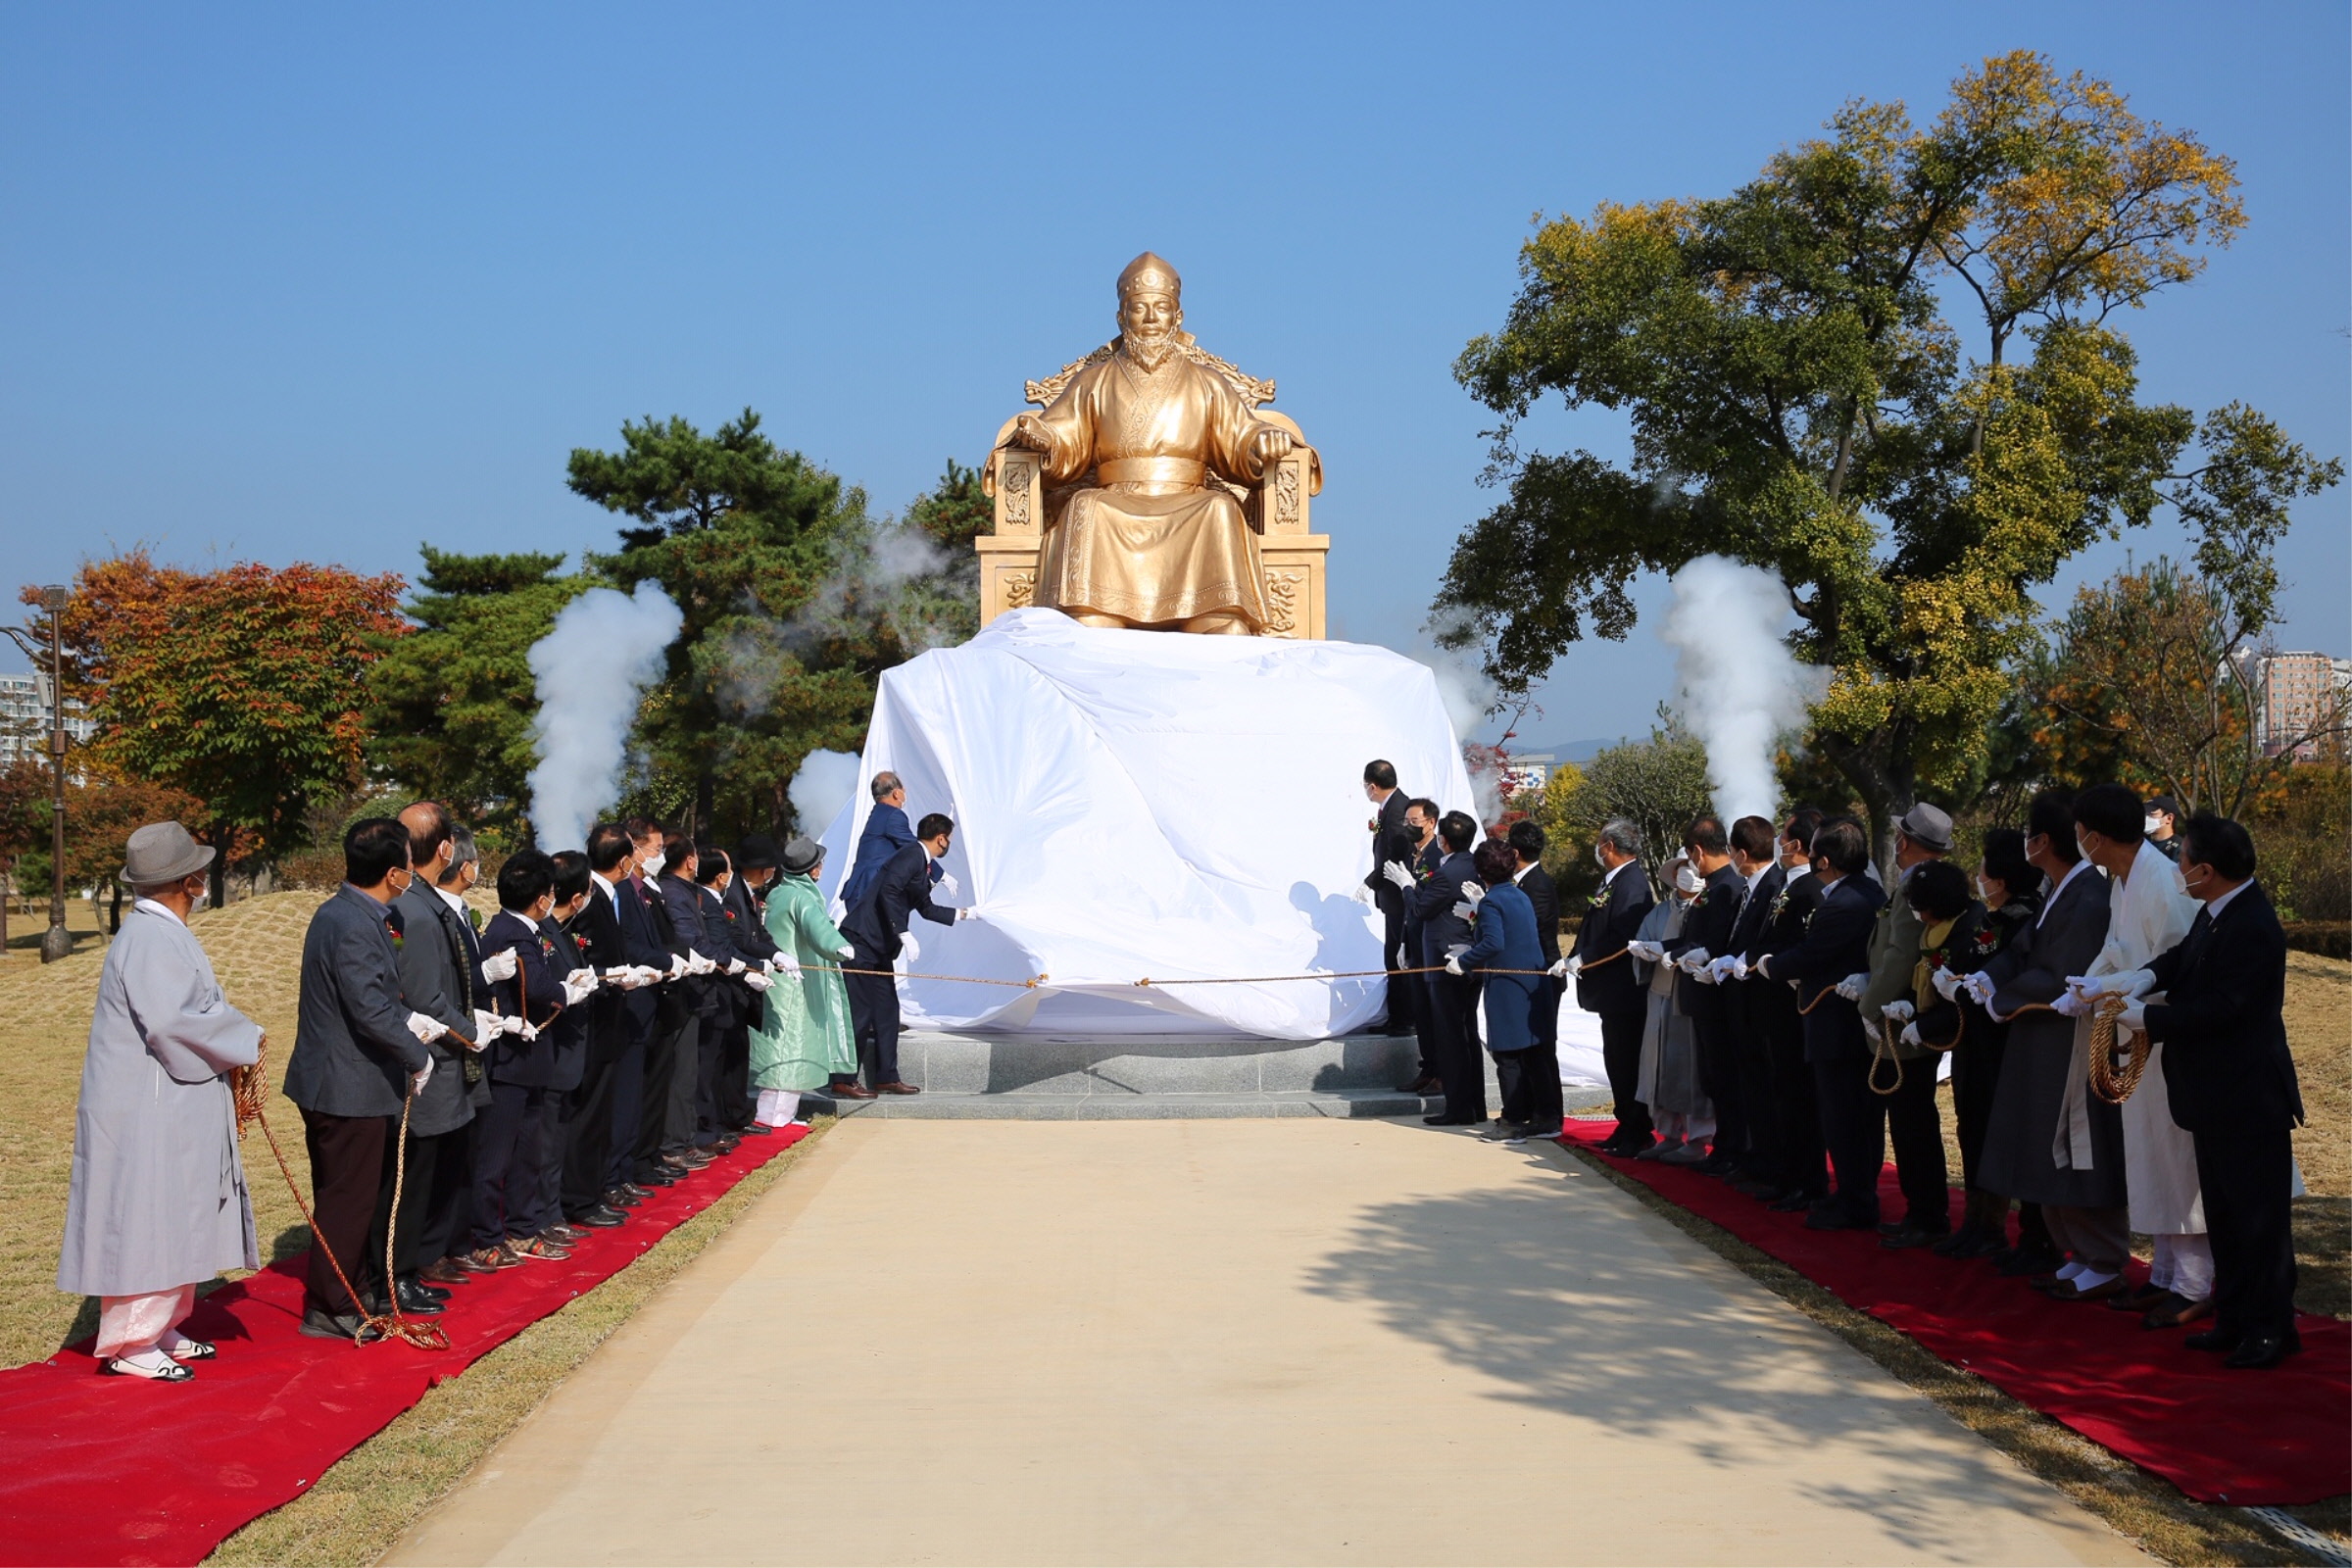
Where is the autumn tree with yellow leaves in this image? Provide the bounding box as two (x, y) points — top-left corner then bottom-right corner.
(1436, 53), (2340, 859)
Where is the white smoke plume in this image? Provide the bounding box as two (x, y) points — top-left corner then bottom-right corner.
(783, 517), (965, 658)
(524, 582), (684, 851)
(1658, 556), (1829, 824)
(1413, 612), (1506, 825)
(788, 748), (861, 837)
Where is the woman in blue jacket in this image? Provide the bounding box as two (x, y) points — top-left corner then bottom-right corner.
(1452, 839), (1556, 1137)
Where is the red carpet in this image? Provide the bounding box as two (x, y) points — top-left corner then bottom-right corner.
(1559, 1119), (2351, 1505)
(0, 1123), (808, 1568)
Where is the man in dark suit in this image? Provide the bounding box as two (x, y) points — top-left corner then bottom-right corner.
(1503, 819), (1564, 1139)
(1755, 818), (1886, 1231)
(1666, 814), (1746, 1175)
(534, 852), (598, 1236)
(388, 806), (487, 1302)
(1571, 818), (1656, 1153)
(840, 771), (946, 913)
(620, 819), (695, 1188)
(1362, 760), (1419, 1039)
(2124, 814), (2305, 1368)
(1384, 798), (1443, 1094)
(1717, 815), (1785, 1199)
(563, 823), (665, 1227)
(1745, 809), (1827, 1208)
(715, 835), (784, 1137)
(280, 818), (435, 1340)
(1855, 803), (1958, 1248)
(466, 851), (573, 1269)
(1405, 809), (1485, 1126)
(841, 812), (965, 1094)
(655, 833), (729, 1165)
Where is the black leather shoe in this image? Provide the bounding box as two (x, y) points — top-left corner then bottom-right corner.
(298, 1306), (383, 1343)
(635, 1169), (677, 1188)
(1423, 1113), (1479, 1126)
(2224, 1333), (2300, 1369)
(2184, 1326), (2241, 1353)
(391, 1279), (447, 1315)
(736, 1121), (774, 1137)
(570, 1204), (626, 1228)
(399, 1274), (452, 1302)
(1805, 1202), (1873, 1232)
(1879, 1223), (1947, 1250)
(1767, 1192), (1815, 1213)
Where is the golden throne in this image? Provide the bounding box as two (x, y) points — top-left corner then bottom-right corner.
(975, 337), (1331, 638)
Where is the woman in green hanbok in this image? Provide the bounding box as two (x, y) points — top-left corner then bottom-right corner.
(749, 837), (858, 1125)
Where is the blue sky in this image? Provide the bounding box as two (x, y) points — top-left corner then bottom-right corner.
(2, 3), (2343, 748)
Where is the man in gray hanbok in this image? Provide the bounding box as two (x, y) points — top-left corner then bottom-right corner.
(57, 822), (261, 1382)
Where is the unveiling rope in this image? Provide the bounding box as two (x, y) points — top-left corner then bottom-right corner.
(231, 1039), (452, 1351)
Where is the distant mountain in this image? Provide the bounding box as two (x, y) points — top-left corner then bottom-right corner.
(1499, 736), (1618, 764)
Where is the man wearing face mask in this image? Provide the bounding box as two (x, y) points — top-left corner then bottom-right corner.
(620, 819), (693, 1191)
(1716, 814), (1787, 1199)
(2108, 815), (2304, 1368)
(1852, 803), (1956, 1249)
(465, 852), (573, 1270)
(1664, 816), (1747, 1175)
(1572, 819), (1658, 1154)
(2142, 796), (2182, 862)
(1746, 809), (1829, 1210)
(1384, 797), (1443, 1095)
(1363, 760), (1420, 1040)
(1404, 810), (1487, 1126)
(1970, 790), (2125, 1299)
(387, 807), (488, 1302)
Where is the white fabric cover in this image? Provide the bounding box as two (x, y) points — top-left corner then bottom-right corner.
(818, 610), (1474, 1038)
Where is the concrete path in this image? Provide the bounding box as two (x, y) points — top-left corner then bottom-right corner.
(388, 1120), (2143, 1566)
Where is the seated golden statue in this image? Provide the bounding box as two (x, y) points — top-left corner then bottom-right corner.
(994, 253), (1320, 635)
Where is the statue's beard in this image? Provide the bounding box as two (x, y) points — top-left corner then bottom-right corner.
(1124, 328), (1178, 371)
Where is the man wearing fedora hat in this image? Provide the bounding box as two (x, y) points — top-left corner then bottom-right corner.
(58, 822), (261, 1380)
(1853, 802), (1958, 1249)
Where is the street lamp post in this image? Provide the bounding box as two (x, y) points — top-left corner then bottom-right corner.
(3, 587), (72, 962)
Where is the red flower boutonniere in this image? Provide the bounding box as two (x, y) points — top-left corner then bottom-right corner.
(1768, 891), (1790, 922)
(1690, 890), (1710, 911)
(1971, 926), (1998, 956)
(1587, 889), (1611, 910)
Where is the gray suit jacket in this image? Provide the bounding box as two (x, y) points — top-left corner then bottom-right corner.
(282, 884), (432, 1118)
(393, 882), (482, 1136)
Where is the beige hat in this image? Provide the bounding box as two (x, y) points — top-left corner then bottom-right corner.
(122, 821), (215, 887)
(1897, 803), (1955, 854)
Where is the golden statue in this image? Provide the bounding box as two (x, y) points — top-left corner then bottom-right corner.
(980, 254), (1325, 636)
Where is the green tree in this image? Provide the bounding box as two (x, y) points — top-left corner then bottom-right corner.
(568, 412), (976, 839)
(1436, 52), (2339, 860)
(1548, 723), (1712, 895)
(364, 546), (594, 839)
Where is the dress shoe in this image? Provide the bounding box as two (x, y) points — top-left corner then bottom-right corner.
(830, 1082), (879, 1101)
(735, 1120), (774, 1137)
(419, 1258), (472, 1287)
(570, 1204), (626, 1228)
(2106, 1282), (2171, 1313)
(1804, 1202), (1871, 1232)
(634, 1169), (677, 1188)
(400, 1274), (452, 1302)
(1395, 1074), (1439, 1094)
(544, 1223), (589, 1244)
(1933, 1230), (2004, 1260)
(2142, 1294), (2213, 1331)
(1694, 1152), (1740, 1176)
(2047, 1275), (2127, 1302)
(1423, 1112), (1479, 1126)
(1635, 1138), (1683, 1162)
(2184, 1326), (2242, 1353)
(1733, 1179), (1786, 1200)
(706, 1136), (739, 1154)
(298, 1306), (384, 1343)
(1880, 1223), (1947, 1250)
(875, 1081), (922, 1096)
(620, 1181), (653, 1200)
(1656, 1142), (1710, 1165)
(389, 1279), (447, 1315)
(1995, 1249), (2064, 1278)
(2225, 1333), (2301, 1369)
(666, 1150), (712, 1170)
(1767, 1192), (1815, 1213)
(602, 1187), (642, 1208)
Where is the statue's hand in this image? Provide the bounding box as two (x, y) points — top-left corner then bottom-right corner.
(1249, 425), (1294, 474)
(1006, 414), (1052, 453)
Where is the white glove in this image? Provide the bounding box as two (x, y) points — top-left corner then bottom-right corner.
(770, 952), (803, 977)
(828, 897), (849, 923)
(1932, 967), (1963, 1002)
(565, 967), (600, 993)
(2119, 998), (2148, 1035)
(1677, 947), (1710, 974)
(1561, 955), (1584, 978)
(1627, 940), (1664, 963)
(514, 1018), (540, 1042)
(1352, 885), (1373, 906)
(1381, 859), (1414, 891)
(1732, 955), (1752, 981)
(899, 933), (921, 964)
(691, 949), (720, 975)
(1881, 999), (1915, 1025)
(1451, 901), (1477, 920)
(1545, 956), (1569, 978)
(1460, 883), (1486, 909)
(2052, 991), (2090, 1018)
(1444, 955), (1465, 976)
(955, 906), (975, 922)
(2072, 968), (2157, 1001)
(1963, 971), (1996, 1007)
(836, 944), (856, 958)
(1444, 943), (1470, 960)
(471, 1007), (504, 1045)
(743, 969), (772, 992)
(1898, 1022), (1923, 1049)
(938, 872), (959, 898)
(562, 978), (596, 1005)
(1833, 972), (1868, 1001)
(723, 957), (744, 975)
(667, 954), (690, 980)
(405, 1010), (449, 1044)
(1706, 954), (1740, 983)
(411, 1054), (435, 1093)
(480, 949), (519, 982)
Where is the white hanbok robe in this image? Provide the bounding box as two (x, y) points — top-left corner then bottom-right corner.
(56, 902), (262, 1298)
(2055, 842), (2201, 1234)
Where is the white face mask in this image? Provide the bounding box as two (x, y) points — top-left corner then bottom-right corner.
(639, 851), (665, 878)
(1674, 864), (1703, 895)
(2144, 813), (2164, 835)
(1593, 846), (1610, 869)
(188, 886), (210, 913)
(2075, 834), (2092, 863)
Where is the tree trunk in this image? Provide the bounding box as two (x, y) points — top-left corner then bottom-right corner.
(209, 835), (227, 910)
(1819, 731), (1915, 880)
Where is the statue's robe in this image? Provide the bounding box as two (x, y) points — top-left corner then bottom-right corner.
(1025, 344), (1276, 630)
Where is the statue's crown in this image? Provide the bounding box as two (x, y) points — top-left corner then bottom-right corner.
(1116, 251), (1181, 300)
